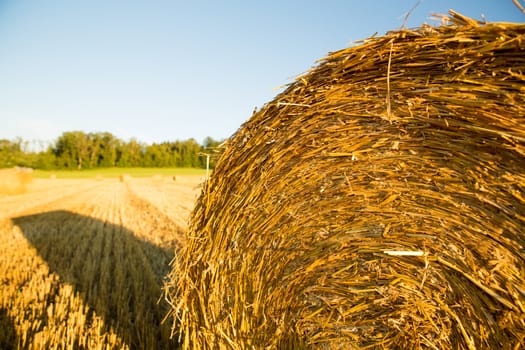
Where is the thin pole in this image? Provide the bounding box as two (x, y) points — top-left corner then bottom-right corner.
(206, 154), (210, 179)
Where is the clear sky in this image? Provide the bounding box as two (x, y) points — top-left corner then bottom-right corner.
(1, 1), (523, 148)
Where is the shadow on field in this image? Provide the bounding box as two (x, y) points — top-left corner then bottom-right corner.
(0, 308), (19, 350)
(13, 210), (181, 349)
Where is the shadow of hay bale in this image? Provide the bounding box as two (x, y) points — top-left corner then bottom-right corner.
(0, 168), (33, 195)
(13, 210), (179, 349)
(0, 308), (19, 350)
(166, 11), (525, 350)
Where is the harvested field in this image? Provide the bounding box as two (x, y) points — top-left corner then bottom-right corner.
(0, 175), (202, 349)
(167, 12), (525, 349)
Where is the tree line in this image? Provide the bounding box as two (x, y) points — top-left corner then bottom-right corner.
(0, 131), (223, 170)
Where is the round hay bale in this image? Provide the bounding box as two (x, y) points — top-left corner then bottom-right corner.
(119, 174), (131, 182)
(166, 12), (525, 349)
(0, 167), (33, 195)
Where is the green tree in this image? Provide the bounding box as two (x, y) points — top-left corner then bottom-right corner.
(179, 139), (200, 167)
(91, 132), (118, 167)
(33, 149), (57, 169)
(2, 132), (223, 170)
(53, 131), (89, 169)
(116, 138), (145, 167)
(0, 138), (23, 168)
(202, 136), (222, 149)
(200, 136), (223, 169)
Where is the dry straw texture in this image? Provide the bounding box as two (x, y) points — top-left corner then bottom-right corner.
(0, 168), (33, 195)
(166, 11), (525, 349)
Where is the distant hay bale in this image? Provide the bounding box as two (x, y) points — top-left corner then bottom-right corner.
(0, 167), (33, 195)
(166, 12), (525, 349)
(119, 174), (131, 182)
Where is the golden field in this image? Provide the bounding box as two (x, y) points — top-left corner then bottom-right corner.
(0, 175), (203, 349)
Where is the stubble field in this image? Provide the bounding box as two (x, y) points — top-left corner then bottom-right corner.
(0, 175), (203, 349)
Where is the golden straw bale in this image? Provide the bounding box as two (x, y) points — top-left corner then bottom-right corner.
(0, 167), (33, 195)
(119, 174), (131, 182)
(166, 11), (525, 349)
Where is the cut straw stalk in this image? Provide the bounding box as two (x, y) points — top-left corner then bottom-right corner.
(383, 250), (425, 256)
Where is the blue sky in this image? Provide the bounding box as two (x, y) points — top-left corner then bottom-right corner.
(0, 1), (523, 148)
